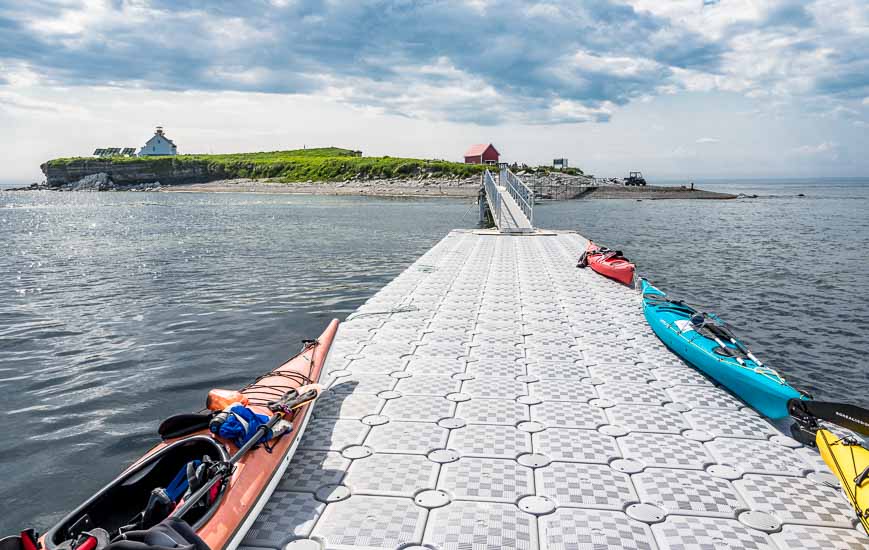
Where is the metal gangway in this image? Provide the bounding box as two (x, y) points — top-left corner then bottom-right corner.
(481, 165), (534, 233)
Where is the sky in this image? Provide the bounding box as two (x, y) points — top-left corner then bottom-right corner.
(1, 0), (868, 183)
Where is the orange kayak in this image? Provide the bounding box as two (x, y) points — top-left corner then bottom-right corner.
(41, 319), (339, 550)
(584, 241), (635, 286)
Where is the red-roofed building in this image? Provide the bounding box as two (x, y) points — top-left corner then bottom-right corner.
(464, 143), (500, 165)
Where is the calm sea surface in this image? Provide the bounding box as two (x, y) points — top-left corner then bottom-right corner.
(1, 180), (867, 532)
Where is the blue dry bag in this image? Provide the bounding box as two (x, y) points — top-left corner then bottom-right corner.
(216, 404), (273, 448)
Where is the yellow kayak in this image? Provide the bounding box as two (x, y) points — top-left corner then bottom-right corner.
(816, 428), (869, 532)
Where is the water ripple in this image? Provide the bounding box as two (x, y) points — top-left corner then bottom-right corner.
(0, 191), (474, 531)
(1, 183), (867, 531)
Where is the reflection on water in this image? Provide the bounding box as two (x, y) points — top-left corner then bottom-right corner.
(0, 191), (476, 531)
(1, 180), (867, 531)
(535, 180), (869, 410)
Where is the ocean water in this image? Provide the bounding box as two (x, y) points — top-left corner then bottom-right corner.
(540, 179), (869, 408)
(0, 180), (867, 532)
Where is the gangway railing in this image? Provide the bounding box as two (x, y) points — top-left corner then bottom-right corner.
(500, 167), (535, 227)
(482, 169), (501, 227)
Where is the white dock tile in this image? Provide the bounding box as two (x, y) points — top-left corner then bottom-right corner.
(258, 230), (866, 549)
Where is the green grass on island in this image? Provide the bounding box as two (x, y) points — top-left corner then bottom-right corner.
(45, 147), (489, 182)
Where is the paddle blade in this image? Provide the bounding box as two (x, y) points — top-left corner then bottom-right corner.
(158, 413), (213, 440)
(269, 384), (323, 413)
(288, 384), (323, 410)
(791, 399), (869, 437)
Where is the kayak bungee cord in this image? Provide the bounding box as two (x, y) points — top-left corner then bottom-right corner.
(693, 316), (788, 384)
(817, 430), (868, 532)
(172, 341), (322, 519)
(156, 340), (320, 439)
(785, 399), (869, 532)
(641, 278), (806, 417)
(644, 293), (790, 385)
(3, 320), (339, 550)
(170, 386), (321, 521)
(662, 319), (788, 384)
(239, 340), (318, 406)
(643, 278), (869, 531)
(708, 319), (769, 368)
(578, 241), (636, 286)
(242, 371), (314, 406)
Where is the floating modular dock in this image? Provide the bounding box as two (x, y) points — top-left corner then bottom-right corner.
(242, 229), (867, 550)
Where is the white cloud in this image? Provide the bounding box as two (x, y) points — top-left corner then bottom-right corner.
(548, 99), (615, 124)
(628, 0), (869, 109)
(793, 141), (839, 159)
(1, 0), (867, 127)
(568, 51), (662, 78)
(1, 0), (868, 181)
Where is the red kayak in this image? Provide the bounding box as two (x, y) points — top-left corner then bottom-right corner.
(580, 241), (636, 285)
(38, 320), (339, 550)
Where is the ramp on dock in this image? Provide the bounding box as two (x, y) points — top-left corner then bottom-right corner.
(243, 230), (867, 550)
(482, 169), (534, 233)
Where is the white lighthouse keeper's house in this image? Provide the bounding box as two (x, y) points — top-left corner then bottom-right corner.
(138, 126), (178, 156)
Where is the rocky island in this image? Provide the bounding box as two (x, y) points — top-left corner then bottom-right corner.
(29, 147), (735, 199)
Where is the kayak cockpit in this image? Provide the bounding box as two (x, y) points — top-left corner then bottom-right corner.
(44, 436), (228, 550)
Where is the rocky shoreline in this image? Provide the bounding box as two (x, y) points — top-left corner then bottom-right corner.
(7, 171), (737, 200)
(28, 149), (737, 199)
(7, 172), (163, 192)
(162, 176), (737, 200)
(162, 177), (483, 197)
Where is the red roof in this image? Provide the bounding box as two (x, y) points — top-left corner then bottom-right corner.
(464, 143), (498, 157)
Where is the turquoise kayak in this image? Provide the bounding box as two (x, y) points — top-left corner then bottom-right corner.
(640, 279), (805, 419)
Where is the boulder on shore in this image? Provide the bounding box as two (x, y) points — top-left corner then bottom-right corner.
(67, 172), (115, 191)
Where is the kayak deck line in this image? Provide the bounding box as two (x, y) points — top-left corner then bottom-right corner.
(242, 230), (867, 549)
(659, 319), (789, 386)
